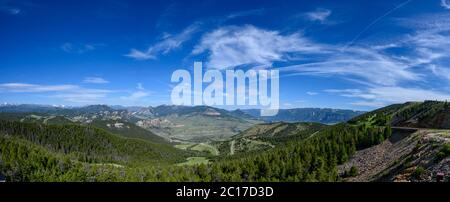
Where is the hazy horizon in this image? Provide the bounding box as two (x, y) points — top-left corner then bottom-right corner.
(0, 101), (369, 111)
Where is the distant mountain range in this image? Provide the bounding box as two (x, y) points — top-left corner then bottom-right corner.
(241, 108), (364, 124)
(0, 104), (364, 123)
(0, 104), (364, 141)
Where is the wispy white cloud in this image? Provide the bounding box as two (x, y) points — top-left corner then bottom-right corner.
(366, 86), (450, 103)
(61, 43), (104, 54)
(49, 87), (113, 103)
(1, 0), (43, 15)
(193, 25), (324, 69)
(314, 15), (450, 107)
(0, 82), (113, 103)
(281, 100), (308, 109)
(0, 83), (78, 92)
(191, 13), (450, 108)
(83, 77), (109, 84)
(126, 23), (200, 60)
(350, 101), (385, 107)
(304, 8), (331, 23)
(0, 0), (32, 15)
(282, 45), (422, 86)
(280, 13), (450, 89)
(193, 24), (424, 86)
(1, 7), (20, 15)
(52, 92), (109, 103)
(121, 83), (151, 101)
(441, 0), (450, 9)
(136, 83), (145, 90)
(287, 12), (450, 107)
(226, 8), (265, 19)
(392, 13), (450, 82)
(344, 0), (412, 49)
(282, 102), (293, 108)
(324, 89), (376, 100)
(327, 87), (450, 107)
(306, 91), (318, 95)
(428, 64), (450, 81)
(0, 82), (155, 104)
(123, 91), (149, 100)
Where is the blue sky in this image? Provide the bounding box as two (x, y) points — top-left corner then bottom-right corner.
(1, 0), (450, 110)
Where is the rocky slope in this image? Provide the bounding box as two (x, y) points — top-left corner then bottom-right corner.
(339, 128), (450, 182)
(340, 101), (450, 182)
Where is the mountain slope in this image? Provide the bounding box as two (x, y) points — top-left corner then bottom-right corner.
(234, 122), (325, 140)
(89, 120), (168, 144)
(134, 105), (261, 141)
(338, 128), (450, 182)
(349, 100), (450, 129)
(212, 122), (326, 156)
(0, 120), (187, 166)
(0, 104), (64, 113)
(242, 108), (364, 124)
(0, 112), (166, 144)
(341, 101), (450, 181)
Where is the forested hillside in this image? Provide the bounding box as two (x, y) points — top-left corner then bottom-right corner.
(89, 120), (168, 144)
(0, 120), (187, 166)
(211, 122), (326, 156)
(0, 118), (391, 181)
(0, 112), (167, 144)
(349, 100), (450, 129)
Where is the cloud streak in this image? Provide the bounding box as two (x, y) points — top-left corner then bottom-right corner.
(0, 83), (113, 103)
(344, 0), (412, 49)
(120, 83), (151, 101)
(126, 23), (200, 60)
(0, 83), (78, 92)
(193, 25), (324, 69)
(61, 43), (104, 54)
(441, 0), (450, 9)
(226, 8), (265, 19)
(192, 24), (422, 87)
(0, 0), (38, 15)
(282, 46), (422, 86)
(304, 8), (331, 23)
(326, 87), (450, 107)
(83, 77), (109, 84)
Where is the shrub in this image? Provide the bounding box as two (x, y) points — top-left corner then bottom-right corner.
(412, 166), (425, 179)
(348, 166), (358, 177)
(435, 144), (450, 162)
